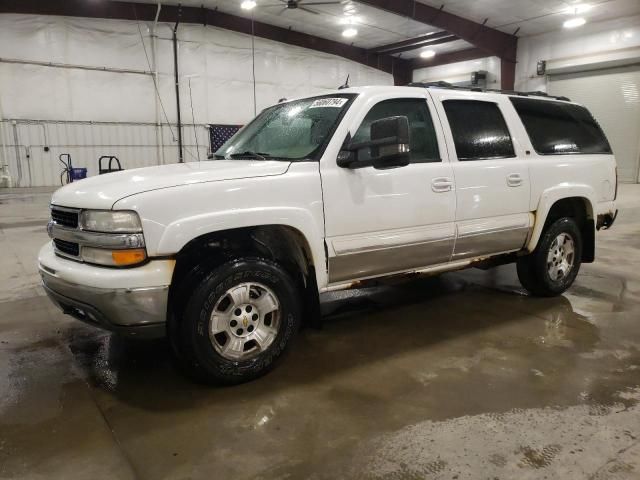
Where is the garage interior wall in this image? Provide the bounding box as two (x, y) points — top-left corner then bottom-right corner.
(412, 56), (502, 87)
(515, 15), (640, 92)
(0, 13), (392, 187)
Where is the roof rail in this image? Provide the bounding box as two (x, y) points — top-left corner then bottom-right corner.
(407, 81), (571, 102)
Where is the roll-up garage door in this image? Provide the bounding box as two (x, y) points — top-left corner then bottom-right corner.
(548, 65), (640, 183)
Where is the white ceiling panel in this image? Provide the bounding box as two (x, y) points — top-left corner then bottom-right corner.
(128, 0), (639, 58)
(416, 0), (640, 36)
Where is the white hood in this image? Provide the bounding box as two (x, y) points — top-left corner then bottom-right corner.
(51, 160), (291, 209)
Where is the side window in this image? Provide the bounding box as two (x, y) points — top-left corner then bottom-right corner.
(509, 97), (612, 155)
(443, 100), (515, 161)
(352, 98), (440, 163)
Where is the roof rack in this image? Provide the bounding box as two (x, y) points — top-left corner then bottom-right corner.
(407, 81), (571, 102)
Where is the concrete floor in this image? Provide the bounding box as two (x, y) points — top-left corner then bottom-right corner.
(1, 186), (639, 480)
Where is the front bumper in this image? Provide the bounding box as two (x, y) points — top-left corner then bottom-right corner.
(39, 242), (173, 338)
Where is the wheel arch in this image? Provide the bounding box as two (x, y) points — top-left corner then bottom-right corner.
(167, 224), (321, 324)
(527, 187), (596, 262)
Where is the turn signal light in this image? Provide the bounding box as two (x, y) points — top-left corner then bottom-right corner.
(112, 249), (147, 266)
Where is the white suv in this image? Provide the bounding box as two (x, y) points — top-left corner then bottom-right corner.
(39, 84), (618, 383)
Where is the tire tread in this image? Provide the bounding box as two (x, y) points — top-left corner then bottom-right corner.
(171, 256), (301, 385)
(517, 217), (582, 297)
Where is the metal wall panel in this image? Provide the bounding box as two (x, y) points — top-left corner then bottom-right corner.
(0, 120), (210, 187)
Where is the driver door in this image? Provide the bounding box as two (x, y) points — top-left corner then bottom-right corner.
(320, 93), (457, 284)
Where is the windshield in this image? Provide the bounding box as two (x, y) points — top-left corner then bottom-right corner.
(215, 94), (356, 161)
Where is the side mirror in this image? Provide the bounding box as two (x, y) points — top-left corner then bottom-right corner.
(338, 116), (411, 169)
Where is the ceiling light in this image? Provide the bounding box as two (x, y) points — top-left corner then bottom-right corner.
(343, 2), (357, 14)
(563, 17), (586, 28)
(420, 49), (436, 59)
(342, 28), (358, 38)
(241, 0), (257, 10)
(565, 3), (592, 15)
(339, 16), (361, 25)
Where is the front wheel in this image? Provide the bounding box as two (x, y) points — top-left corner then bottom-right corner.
(517, 217), (582, 297)
(172, 257), (302, 384)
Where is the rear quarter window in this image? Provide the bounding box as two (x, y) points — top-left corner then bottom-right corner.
(509, 97), (612, 155)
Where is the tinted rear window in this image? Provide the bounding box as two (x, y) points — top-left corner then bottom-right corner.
(442, 100), (515, 161)
(510, 97), (612, 155)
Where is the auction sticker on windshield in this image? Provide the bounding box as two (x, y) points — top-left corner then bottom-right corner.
(309, 98), (349, 108)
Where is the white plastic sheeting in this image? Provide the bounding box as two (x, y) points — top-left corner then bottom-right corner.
(0, 13), (392, 186)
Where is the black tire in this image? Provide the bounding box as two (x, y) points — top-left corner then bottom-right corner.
(517, 217), (582, 297)
(171, 257), (301, 385)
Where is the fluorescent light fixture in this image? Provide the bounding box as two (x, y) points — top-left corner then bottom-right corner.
(420, 49), (436, 59)
(342, 28), (358, 38)
(563, 17), (586, 28)
(241, 0), (257, 10)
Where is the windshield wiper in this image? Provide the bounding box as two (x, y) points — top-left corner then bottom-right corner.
(228, 151), (272, 160)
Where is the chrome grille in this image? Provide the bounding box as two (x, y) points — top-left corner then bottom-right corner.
(51, 208), (79, 229)
(50, 206), (80, 259)
(53, 238), (80, 257)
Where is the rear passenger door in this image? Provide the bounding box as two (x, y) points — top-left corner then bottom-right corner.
(432, 92), (532, 259)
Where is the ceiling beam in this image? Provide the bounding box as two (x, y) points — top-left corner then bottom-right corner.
(373, 33), (459, 56)
(357, 0), (517, 62)
(0, 0), (412, 84)
(501, 59), (516, 90)
(411, 47), (487, 69)
(371, 31), (451, 53)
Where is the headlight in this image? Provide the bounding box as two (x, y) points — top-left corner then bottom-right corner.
(80, 210), (142, 233)
(68, 210), (147, 267)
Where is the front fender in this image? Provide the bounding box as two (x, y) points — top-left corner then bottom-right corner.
(526, 184), (596, 252)
(154, 208), (327, 288)
(158, 206), (323, 259)
(113, 162), (328, 288)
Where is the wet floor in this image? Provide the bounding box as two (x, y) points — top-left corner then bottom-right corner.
(1, 186), (639, 479)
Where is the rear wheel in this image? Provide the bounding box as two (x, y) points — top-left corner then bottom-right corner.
(172, 257), (301, 384)
(517, 217), (582, 297)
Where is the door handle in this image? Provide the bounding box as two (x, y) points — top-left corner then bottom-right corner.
(431, 177), (453, 193)
(507, 173), (523, 187)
